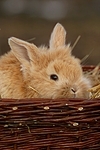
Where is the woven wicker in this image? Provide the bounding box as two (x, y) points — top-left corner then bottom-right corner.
(0, 66), (100, 150)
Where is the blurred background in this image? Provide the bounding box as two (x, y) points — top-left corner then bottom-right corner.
(0, 0), (100, 65)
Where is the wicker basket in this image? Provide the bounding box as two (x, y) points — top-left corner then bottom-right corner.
(0, 66), (100, 150)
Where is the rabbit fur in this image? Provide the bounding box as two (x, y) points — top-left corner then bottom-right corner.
(0, 23), (91, 99)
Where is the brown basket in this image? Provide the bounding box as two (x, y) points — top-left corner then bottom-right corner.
(0, 66), (100, 150)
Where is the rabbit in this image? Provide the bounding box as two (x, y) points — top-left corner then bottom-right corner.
(0, 23), (91, 99)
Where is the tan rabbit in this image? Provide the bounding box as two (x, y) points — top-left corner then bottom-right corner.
(0, 23), (91, 99)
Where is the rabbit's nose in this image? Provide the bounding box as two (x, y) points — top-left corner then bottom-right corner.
(71, 87), (77, 98)
(71, 87), (77, 93)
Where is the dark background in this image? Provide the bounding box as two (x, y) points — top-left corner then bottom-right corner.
(0, 0), (100, 65)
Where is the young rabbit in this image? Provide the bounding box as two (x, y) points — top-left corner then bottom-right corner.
(0, 23), (91, 99)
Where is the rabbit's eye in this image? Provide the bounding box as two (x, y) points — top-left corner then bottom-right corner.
(50, 74), (58, 81)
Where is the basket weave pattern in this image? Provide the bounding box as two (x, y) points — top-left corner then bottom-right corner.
(0, 98), (100, 150)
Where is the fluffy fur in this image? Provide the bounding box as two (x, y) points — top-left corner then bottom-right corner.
(0, 23), (91, 99)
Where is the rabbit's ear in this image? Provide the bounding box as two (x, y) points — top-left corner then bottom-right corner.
(49, 23), (66, 49)
(8, 37), (39, 65)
